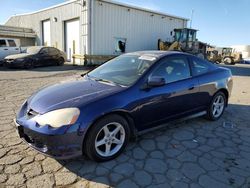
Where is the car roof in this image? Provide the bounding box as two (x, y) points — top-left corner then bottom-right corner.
(125, 50), (188, 59)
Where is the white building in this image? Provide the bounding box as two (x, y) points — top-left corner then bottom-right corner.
(5, 0), (188, 64)
(231, 45), (250, 60)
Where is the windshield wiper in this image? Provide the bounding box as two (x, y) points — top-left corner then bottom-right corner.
(95, 78), (117, 85)
(89, 76), (124, 87)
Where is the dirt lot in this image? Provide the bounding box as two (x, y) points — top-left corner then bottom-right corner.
(0, 64), (250, 188)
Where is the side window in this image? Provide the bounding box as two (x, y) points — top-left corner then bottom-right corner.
(191, 57), (210, 76)
(40, 48), (49, 54)
(8, 40), (16, 47)
(0, 40), (7, 47)
(151, 56), (191, 83)
(49, 48), (58, 55)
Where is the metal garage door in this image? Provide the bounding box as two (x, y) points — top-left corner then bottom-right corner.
(65, 19), (80, 63)
(42, 20), (51, 46)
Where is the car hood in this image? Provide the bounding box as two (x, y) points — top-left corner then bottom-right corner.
(27, 78), (124, 114)
(5, 53), (31, 59)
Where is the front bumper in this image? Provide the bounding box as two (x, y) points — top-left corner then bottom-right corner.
(4, 60), (25, 68)
(15, 120), (83, 159)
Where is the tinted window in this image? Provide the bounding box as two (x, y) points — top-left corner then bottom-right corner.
(40, 48), (49, 54)
(49, 48), (58, 55)
(8, 40), (16, 47)
(0, 40), (7, 47)
(191, 57), (210, 76)
(151, 56), (191, 83)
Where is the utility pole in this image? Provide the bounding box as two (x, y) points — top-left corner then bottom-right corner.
(190, 9), (194, 28)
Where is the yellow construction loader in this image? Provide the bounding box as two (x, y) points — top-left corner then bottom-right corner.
(207, 48), (222, 64)
(207, 47), (242, 65)
(158, 28), (208, 59)
(221, 48), (242, 65)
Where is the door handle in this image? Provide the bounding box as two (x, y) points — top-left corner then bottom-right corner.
(4, 49), (8, 50)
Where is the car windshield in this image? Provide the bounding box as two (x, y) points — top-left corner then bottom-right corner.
(88, 54), (157, 86)
(26, 47), (43, 54)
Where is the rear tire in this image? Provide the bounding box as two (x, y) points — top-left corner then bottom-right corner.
(83, 114), (130, 162)
(206, 92), (226, 121)
(57, 58), (64, 66)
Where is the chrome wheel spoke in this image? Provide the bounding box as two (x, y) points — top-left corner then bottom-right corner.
(111, 125), (121, 136)
(213, 107), (217, 115)
(212, 95), (225, 118)
(105, 143), (111, 155)
(112, 138), (123, 145)
(96, 138), (106, 147)
(103, 126), (110, 136)
(95, 122), (126, 157)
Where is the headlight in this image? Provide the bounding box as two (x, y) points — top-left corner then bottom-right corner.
(32, 108), (80, 128)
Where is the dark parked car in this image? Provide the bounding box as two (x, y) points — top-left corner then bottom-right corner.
(15, 51), (233, 161)
(4, 46), (66, 69)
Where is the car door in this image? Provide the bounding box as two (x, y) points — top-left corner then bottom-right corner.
(38, 47), (51, 66)
(0, 39), (9, 60)
(135, 55), (201, 130)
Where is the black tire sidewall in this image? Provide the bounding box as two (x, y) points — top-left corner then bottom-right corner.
(84, 114), (130, 162)
(57, 58), (64, 66)
(207, 92), (226, 121)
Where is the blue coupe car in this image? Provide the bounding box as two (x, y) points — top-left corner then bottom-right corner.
(15, 51), (233, 161)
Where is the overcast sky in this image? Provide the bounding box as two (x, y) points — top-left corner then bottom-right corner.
(0, 0), (249, 46)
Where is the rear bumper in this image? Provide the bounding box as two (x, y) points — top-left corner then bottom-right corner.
(15, 120), (83, 159)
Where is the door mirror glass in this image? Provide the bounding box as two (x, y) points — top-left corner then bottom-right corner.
(148, 76), (165, 87)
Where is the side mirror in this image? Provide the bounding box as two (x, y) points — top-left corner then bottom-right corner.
(147, 76), (166, 87)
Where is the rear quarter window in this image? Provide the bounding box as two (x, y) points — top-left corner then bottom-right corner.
(49, 48), (58, 55)
(190, 57), (212, 76)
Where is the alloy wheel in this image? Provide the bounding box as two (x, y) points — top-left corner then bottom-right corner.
(94, 122), (125, 157)
(212, 95), (225, 118)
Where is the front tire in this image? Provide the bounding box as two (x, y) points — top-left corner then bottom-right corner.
(206, 92), (226, 121)
(83, 114), (130, 162)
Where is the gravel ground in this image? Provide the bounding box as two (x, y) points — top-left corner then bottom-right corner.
(0, 64), (250, 188)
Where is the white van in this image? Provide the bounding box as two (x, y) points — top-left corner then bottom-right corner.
(0, 38), (21, 62)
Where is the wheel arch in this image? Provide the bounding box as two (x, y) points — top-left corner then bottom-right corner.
(82, 110), (137, 150)
(215, 88), (229, 106)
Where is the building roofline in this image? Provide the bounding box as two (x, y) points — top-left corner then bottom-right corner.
(0, 24), (33, 30)
(5, 0), (78, 24)
(99, 0), (189, 21)
(5, 0), (188, 24)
